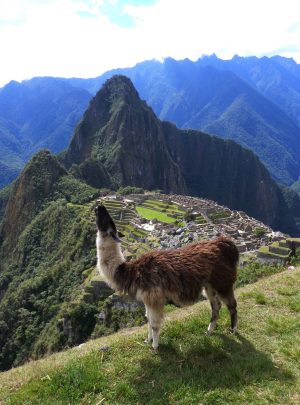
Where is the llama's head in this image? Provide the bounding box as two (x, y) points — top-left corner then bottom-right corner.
(95, 204), (123, 242)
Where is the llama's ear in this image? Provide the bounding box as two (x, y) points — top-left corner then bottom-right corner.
(118, 231), (125, 238)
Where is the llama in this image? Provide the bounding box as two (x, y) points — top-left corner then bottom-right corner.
(95, 204), (239, 349)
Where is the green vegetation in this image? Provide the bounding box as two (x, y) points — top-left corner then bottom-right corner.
(117, 186), (145, 195)
(258, 240), (292, 260)
(52, 175), (101, 204)
(0, 200), (97, 370)
(236, 260), (287, 288)
(136, 206), (176, 223)
(143, 199), (185, 214)
(136, 199), (186, 225)
(254, 227), (266, 237)
(1, 269), (300, 404)
(0, 183), (12, 221)
(0, 150), (299, 374)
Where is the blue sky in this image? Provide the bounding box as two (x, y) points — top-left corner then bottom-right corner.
(0, 0), (300, 87)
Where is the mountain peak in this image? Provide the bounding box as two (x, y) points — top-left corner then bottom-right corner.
(0, 150), (66, 255)
(99, 74), (139, 97)
(64, 75), (185, 193)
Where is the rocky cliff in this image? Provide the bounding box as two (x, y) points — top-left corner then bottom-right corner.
(64, 75), (185, 194)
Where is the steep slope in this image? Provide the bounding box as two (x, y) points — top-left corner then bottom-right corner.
(0, 119), (26, 188)
(64, 75), (298, 234)
(0, 150), (66, 256)
(0, 152), (102, 370)
(0, 184), (12, 223)
(163, 122), (290, 230)
(64, 75), (185, 194)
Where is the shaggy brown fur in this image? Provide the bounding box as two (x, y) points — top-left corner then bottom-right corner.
(115, 237), (238, 304)
(95, 204), (239, 349)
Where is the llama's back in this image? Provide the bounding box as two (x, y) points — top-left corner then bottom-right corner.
(115, 236), (238, 302)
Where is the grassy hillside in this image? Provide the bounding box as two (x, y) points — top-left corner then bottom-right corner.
(0, 269), (299, 404)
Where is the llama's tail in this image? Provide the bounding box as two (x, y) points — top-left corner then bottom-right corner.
(217, 236), (239, 268)
(209, 236), (239, 294)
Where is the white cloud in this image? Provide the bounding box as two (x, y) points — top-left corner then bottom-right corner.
(0, 0), (300, 87)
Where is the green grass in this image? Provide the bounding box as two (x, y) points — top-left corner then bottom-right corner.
(287, 238), (300, 243)
(136, 206), (176, 223)
(258, 245), (289, 259)
(142, 200), (186, 214)
(1, 269), (300, 404)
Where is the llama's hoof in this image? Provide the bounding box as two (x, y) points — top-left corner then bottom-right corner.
(230, 327), (237, 334)
(152, 344), (159, 350)
(206, 323), (216, 334)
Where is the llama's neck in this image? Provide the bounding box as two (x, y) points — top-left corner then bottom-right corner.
(96, 231), (125, 290)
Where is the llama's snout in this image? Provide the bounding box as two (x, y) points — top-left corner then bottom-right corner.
(95, 205), (111, 231)
(94, 204), (106, 216)
(95, 204), (119, 239)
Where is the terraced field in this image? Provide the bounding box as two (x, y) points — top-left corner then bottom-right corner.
(136, 198), (186, 224)
(258, 238), (300, 262)
(208, 209), (231, 222)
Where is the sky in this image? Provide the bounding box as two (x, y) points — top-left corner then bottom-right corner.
(0, 0), (300, 87)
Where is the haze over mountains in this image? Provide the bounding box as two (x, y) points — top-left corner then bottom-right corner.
(2, 54), (300, 189)
(0, 79), (91, 187)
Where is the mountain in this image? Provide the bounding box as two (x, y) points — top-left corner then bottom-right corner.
(64, 75), (185, 194)
(0, 150), (66, 256)
(0, 151), (101, 370)
(60, 56), (300, 186)
(1, 74), (298, 233)
(0, 78), (91, 187)
(197, 54), (300, 126)
(63, 75), (298, 234)
(91, 58), (300, 186)
(1, 75), (300, 371)
(2, 55), (300, 188)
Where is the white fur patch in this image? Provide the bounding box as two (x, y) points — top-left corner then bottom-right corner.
(96, 231), (125, 290)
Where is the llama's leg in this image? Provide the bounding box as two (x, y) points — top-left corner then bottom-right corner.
(204, 284), (222, 334)
(144, 304), (153, 344)
(147, 305), (164, 350)
(219, 289), (238, 333)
